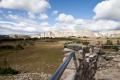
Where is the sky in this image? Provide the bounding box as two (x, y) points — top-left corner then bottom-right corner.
(0, 0), (120, 34)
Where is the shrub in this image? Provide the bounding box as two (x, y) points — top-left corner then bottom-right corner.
(76, 40), (81, 43)
(117, 40), (120, 45)
(16, 44), (24, 50)
(113, 46), (119, 51)
(83, 47), (89, 53)
(83, 36), (87, 38)
(0, 45), (15, 50)
(106, 39), (113, 45)
(82, 41), (89, 45)
(0, 67), (19, 75)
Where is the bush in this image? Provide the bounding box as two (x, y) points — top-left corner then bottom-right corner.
(117, 40), (120, 45)
(0, 67), (19, 75)
(113, 46), (119, 51)
(16, 44), (24, 50)
(76, 40), (81, 43)
(83, 47), (89, 53)
(106, 39), (113, 45)
(83, 36), (88, 38)
(82, 41), (89, 45)
(0, 45), (15, 50)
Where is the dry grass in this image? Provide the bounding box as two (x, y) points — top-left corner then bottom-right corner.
(0, 37), (119, 75)
(0, 41), (64, 74)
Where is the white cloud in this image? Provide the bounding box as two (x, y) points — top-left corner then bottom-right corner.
(52, 10), (58, 15)
(56, 13), (75, 23)
(39, 13), (48, 20)
(55, 13), (83, 30)
(17, 22), (28, 27)
(0, 0), (51, 13)
(75, 19), (86, 25)
(53, 23), (76, 31)
(0, 0), (120, 34)
(84, 20), (120, 31)
(1, 12), (119, 34)
(8, 10), (12, 14)
(74, 19), (120, 31)
(94, 0), (120, 20)
(23, 27), (36, 32)
(0, 14), (52, 33)
(7, 14), (19, 20)
(28, 12), (36, 19)
(55, 13), (120, 31)
(0, 21), (51, 33)
(41, 22), (49, 26)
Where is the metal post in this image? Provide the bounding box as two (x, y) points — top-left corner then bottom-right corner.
(50, 52), (78, 80)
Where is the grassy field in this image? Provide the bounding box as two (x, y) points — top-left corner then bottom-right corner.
(0, 41), (64, 75)
(0, 37), (119, 75)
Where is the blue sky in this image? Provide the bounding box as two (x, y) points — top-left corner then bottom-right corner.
(49, 0), (103, 19)
(0, 0), (102, 22)
(0, 0), (119, 34)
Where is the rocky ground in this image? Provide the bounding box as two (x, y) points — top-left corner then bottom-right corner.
(0, 47), (120, 80)
(0, 72), (51, 80)
(95, 51), (120, 80)
(60, 50), (120, 80)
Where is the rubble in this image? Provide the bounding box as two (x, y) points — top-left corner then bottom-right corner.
(0, 72), (51, 80)
(95, 52), (120, 80)
(61, 43), (120, 80)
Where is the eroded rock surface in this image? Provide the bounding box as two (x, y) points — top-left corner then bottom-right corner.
(95, 52), (120, 80)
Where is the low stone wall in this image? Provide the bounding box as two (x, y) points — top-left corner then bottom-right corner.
(61, 46), (98, 80)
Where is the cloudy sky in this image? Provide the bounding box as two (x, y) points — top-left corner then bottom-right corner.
(0, 0), (120, 34)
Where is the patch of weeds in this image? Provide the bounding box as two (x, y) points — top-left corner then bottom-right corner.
(0, 67), (19, 75)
